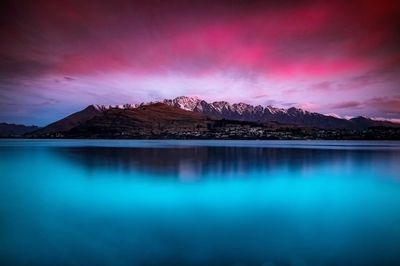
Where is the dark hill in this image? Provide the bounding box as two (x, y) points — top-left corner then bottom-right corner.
(31, 105), (103, 135)
(66, 103), (215, 138)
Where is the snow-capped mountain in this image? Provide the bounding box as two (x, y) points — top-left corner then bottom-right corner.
(161, 96), (353, 129)
(163, 96), (286, 118)
(162, 96), (398, 129)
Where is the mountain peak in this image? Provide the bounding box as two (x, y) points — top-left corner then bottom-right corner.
(175, 95), (200, 100)
(350, 116), (370, 121)
(163, 96), (202, 111)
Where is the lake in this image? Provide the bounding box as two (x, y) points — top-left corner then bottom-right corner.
(0, 139), (400, 266)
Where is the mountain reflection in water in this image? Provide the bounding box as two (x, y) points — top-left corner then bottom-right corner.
(51, 146), (398, 181)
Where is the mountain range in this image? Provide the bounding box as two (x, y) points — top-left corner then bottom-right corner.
(32, 96), (398, 135)
(2, 96), (399, 139)
(162, 96), (397, 130)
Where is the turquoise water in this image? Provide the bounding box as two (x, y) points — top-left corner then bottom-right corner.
(0, 140), (400, 266)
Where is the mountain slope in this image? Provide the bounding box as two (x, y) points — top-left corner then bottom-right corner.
(31, 105), (103, 135)
(349, 116), (399, 129)
(66, 103), (214, 138)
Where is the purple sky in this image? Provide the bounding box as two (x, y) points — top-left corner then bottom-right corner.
(1, 0), (400, 126)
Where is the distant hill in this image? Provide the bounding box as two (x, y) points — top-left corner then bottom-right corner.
(0, 123), (39, 137)
(348, 116), (398, 129)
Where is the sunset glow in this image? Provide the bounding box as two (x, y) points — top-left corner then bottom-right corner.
(1, 0), (399, 125)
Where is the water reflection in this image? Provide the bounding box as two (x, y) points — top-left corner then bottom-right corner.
(51, 146), (399, 181)
(1, 141), (400, 266)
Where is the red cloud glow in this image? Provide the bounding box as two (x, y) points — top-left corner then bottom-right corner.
(0, 0), (399, 125)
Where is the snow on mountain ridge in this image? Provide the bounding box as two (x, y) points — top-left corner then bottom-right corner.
(92, 96), (303, 117)
(165, 96), (202, 111)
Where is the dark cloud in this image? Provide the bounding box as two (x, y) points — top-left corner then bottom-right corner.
(311, 81), (333, 91)
(1, 0), (399, 77)
(365, 95), (400, 114)
(332, 101), (361, 109)
(0, 55), (55, 78)
(253, 94), (268, 99)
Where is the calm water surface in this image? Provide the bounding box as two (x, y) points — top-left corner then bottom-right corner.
(0, 140), (400, 266)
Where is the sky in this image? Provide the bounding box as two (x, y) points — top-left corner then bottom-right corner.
(0, 0), (400, 126)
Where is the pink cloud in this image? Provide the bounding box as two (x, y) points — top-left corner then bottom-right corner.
(371, 117), (400, 123)
(5, 0), (395, 79)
